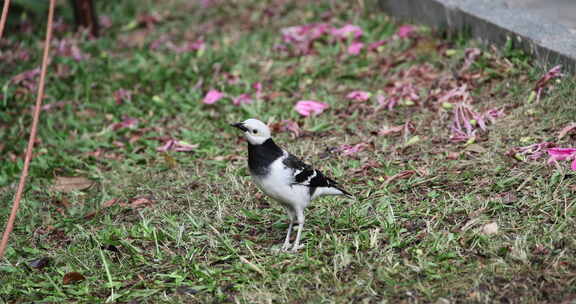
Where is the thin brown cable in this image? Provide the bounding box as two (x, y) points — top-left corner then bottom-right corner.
(0, 0), (10, 39)
(0, 0), (56, 258)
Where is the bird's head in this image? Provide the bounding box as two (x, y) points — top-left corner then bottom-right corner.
(231, 118), (271, 145)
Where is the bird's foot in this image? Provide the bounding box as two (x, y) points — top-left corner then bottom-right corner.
(290, 243), (304, 252)
(281, 242), (292, 251)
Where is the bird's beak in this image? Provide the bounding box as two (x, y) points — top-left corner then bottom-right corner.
(230, 122), (249, 132)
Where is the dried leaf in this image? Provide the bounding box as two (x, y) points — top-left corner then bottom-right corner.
(558, 122), (576, 140)
(163, 153), (178, 168)
(52, 176), (94, 192)
(378, 125), (404, 136)
(102, 198), (118, 208)
(239, 256), (265, 275)
(446, 152), (461, 160)
(465, 144), (487, 153)
(63, 272), (85, 284)
(130, 197), (153, 208)
(383, 170), (415, 186)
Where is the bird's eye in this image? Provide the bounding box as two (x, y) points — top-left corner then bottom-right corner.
(253, 129), (258, 134)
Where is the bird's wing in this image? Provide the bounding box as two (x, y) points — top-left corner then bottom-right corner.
(282, 153), (352, 196)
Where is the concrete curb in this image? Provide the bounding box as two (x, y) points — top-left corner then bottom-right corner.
(378, 0), (576, 73)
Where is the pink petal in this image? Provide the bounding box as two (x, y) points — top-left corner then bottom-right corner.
(346, 91), (371, 102)
(157, 139), (198, 152)
(347, 42), (364, 55)
(173, 141), (198, 152)
(547, 148), (576, 162)
(396, 25), (415, 38)
(461, 48), (481, 70)
(331, 24), (363, 40)
(339, 143), (368, 156)
(294, 100), (329, 116)
(252, 82), (263, 94)
(534, 65), (562, 91)
(203, 89), (224, 104)
(280, 120), (301, 137)
(572, 159), (576, 171)
(232, 93), (253, 106)
(157, 140), (174, 152)
(99, 15), (112, 29)
(368, 40), (387, 51)
(282, 23), (330, 43)
(114, 89), (132, 104)
(110, 117), (139, 131)
(172, 39), (205, 53)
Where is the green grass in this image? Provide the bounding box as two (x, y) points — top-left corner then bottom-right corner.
(1, 0), (576, 302)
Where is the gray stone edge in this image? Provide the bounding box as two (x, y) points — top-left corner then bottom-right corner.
(377, 0), (576, 73)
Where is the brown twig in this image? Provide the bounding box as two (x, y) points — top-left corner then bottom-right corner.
(0, 0), (56, 258)
(0, 0), (11, 39)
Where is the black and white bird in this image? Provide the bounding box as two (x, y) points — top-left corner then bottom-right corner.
(231, 118), (352, 251)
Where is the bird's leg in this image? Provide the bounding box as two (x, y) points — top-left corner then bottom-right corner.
(291, 210), (305, 252)
(282, 209), (295, 251)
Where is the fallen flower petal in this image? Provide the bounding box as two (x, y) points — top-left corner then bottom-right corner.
(378, 81), (420, 111)
(346, 90), (371, 102)
(368, 40), (387, 51)
(396, 25), (415, 38)
(280, 120), (301, 137)
(547, 147), (576, 171)
(331, 24), (363, 40)
(233, 93), (253, 106)
(114, 89), (132, 104)
(281, 23), (330, 54)
(171, 39), (205, 53)
(547, 148), (576, 162)
(339, 143), (368, 156)
(347, 42), (364, 55)
(295, 100), (329, 116)
(378, 124), (405, 136)
(383, 170), (416, 186)
(461, 48), (481, 71)
(11, 68), (40, 85)
(173, 141), (199, 152)
(40, 101), (69, 111)
(157, 140), (174, 152)
(507, 142), (555, 161)
(252, 82), (262, 93)
(203, 89), (224, 104)
(534, 65), (562, 91)
(157, 139), (198, 152)
(110, 117), (139, 130)
(533, 65), (562, 102)
(54, 38), (90, 61)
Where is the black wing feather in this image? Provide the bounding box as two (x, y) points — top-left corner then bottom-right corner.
(282, 153), (352, 196)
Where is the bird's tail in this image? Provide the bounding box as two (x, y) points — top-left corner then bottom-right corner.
(335, 185), (353, 198)
(316, 185), (353, 198)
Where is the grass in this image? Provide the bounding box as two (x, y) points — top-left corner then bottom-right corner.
(1, 0), (576, 302)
